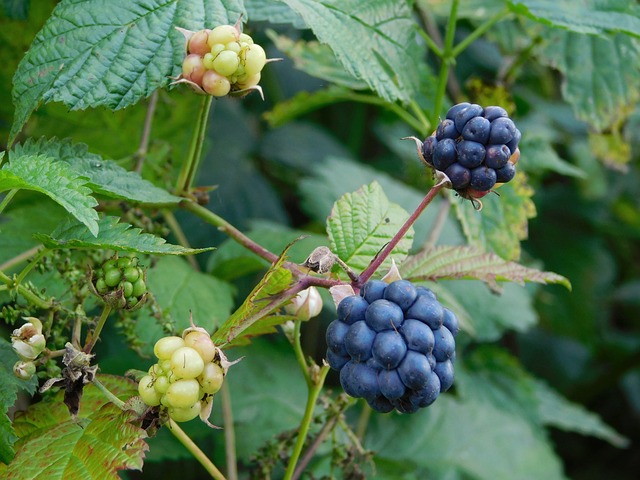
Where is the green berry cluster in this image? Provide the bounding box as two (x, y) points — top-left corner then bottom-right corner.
(181, 24), (267, 96)
(138, 330), (226, 423)
(92, 256), (147, 310)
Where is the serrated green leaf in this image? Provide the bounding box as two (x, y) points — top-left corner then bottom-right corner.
(453, 173), (536, 261)
(34, 215), (213, 255)
(212, 243), (296, 346)
(536, 29), (640, 131)
(7, 403), (146, 480)
(132, 256), (235, 356)
(509, 0), (640, 37)
(327, 181), (413, 276)
(420, 0), (506, 20)
(534, 378), (628, 448)
(9, 0), (245, 143)
(12, 137), (182, 204)
(268, 32), (368, 90)
(278, 0), (421, 104)
(244, 0), (306, 27)
(366, 395), (566, 480)
(458, 347), (629, 448)
(0, 153), (99, 236)
(401, 245), (571, 290)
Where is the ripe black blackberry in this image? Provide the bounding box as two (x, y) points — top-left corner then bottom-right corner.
(326, 280), (460, 413)
(422, 103), (521, 201)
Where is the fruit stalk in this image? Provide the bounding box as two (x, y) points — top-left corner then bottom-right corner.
(169, 419), (228, 480)
(176, 95), (214, 194)
(83, 304), (112, 353)
(358, 179), (447, 285)
(431, 0), (459, 126)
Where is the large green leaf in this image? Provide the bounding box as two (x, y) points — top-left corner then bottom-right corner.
(0, 153), (99, 236)
(12, 137), (182, 204)
(366, 395), (567, 480)
(278, 0), (421, 104)
(9, 0), (245, 143)
(6, 375), (146, 480)
(401, 245), (570, 290)
(536, 29), (640, 131)
(243, 0), (306, 27)
(453, 173), (536, 261)
(34, 215), (213, 255)
(327, 181), (413, 276)
(509, 0), (640, 37)
(457, 347), (629, 448)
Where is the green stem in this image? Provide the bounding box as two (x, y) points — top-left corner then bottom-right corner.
(0, 188), (19, 215)
(14, 248), (49, 286)
(93, 377), (126, 409)
(355, 403), (372, 440)
(163, 209), (199, 271)
(176, 95), (214, 195)
(292, 320), (312, 388)
(417, 28), (443, 57)
(347, 92), (425, 134)
(409, 100), (432, 136)
(169, 419), (228, 480)
(431, 0), (459, 126)
(450, 9), (509, 58)
(0, 245), (43, 272)
(83, 304), (112, 353)
(283, 364), (330, 480)
(0, 270), (52, 309)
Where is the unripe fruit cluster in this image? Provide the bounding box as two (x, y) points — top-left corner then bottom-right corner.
(138, 331), (225, 423)
(326, 280), (459, 414)
(182, 25), (267, 96)
(422, 103), (521, 200)
(92, 256), (147, 310)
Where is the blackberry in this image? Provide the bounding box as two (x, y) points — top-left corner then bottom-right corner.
(326, 280), (460, 413)
(421, 103), (522, 200)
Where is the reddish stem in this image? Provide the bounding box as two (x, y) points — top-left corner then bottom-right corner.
(357, 180), (447, 286)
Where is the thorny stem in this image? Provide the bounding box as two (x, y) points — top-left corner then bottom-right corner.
(92, 377), (126, 409)
(168, 419), (228, 480)
(0, 245), (43, 272)
(431, 0), (459, 126)
(0, 188), (19, 215)
(135, 91), (160, 173)
(220, 382), (238, 480)
(358, 180), (448, 285)
(176, 95), (214, 195)
(83, 304), (112, 353)
(283, 364), (330, 480)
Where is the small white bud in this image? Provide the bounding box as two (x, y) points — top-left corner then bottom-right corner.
(13, 360), (36, 380)
(285, 287), (323, 320)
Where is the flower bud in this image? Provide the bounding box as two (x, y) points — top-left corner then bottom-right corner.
(12, 335), (45, 360)
(13, 360), (36, 380)
(285, 287), (323, 320)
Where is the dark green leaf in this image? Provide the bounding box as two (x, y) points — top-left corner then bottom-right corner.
(12, 137), (182, 204)
(536, 30), (640, 131)
(278, 0), (421, 104)
(9, 0), (245, 143)
(327, 181), (413, 275)
(509, 0), (640, 37)
(520, 136), (587, 177)
(244, 0), (306, 27)
(401, 245), (571, 290)
(34, 215), (213, 255)
(0, 153), (99, 236)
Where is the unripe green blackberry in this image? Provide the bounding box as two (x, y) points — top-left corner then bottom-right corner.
(90, 254), (148, 310)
